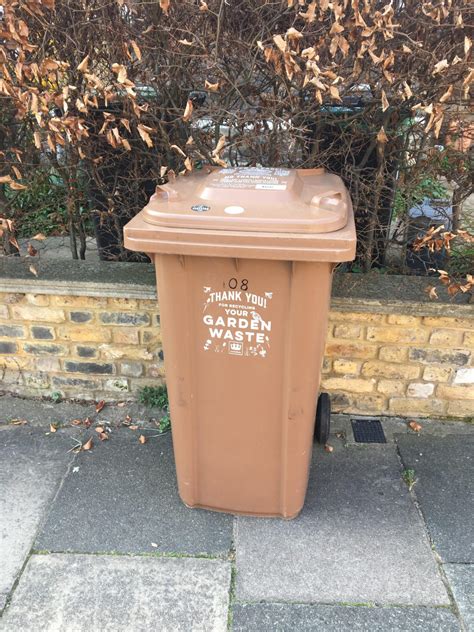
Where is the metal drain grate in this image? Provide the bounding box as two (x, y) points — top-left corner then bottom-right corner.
(351, 418), (386, 443)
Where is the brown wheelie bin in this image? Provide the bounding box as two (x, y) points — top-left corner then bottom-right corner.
(124, 167), (356, 518)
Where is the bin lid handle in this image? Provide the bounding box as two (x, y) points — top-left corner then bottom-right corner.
(154, 184), (179, 200)
(310, 190), (344, 209)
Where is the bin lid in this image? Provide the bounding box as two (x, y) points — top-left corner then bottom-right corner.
(141, 167), (349, 234)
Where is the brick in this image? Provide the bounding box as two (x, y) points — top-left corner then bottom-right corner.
(64, 361), (114, 375)
(100, 312), (150, 326)
(0, 356), (32, 370)
(58, 327), (111, 343)
(379, 346), (408, 363)
(329, 311), (386, 324)
(389, 398), (446, 416)
(423, 316), (474, 329)
(0, 304), (8, 318)
(446, 400), (474, 417)
(100, 345), (153, 361)
(146, 364), (165, 378)
(51, 296), (107, 308)
(23, 372), (49, 388)
(408, 348), (470, 366)
(141, 330), (162, 345)
(362, 361), (420, 380)
(104, 378), (129, 392)
(36, 357), (61, 372)
(322, 357), (332, 374)
(106, 298), (138, 310)
(325, 342), (377, 360)
(70, 311), (93, 323)
(329, 392), (352, 411)
(321, 377), (374, 393)
(387, 314), (421, 326)
(377, 380), (406, 396)
(76, 345), (97, 358)
(407, 382), (435, 398)
(52, 376), (101, 390)
(112, 329), (140, 344)
(429, 329), (463, 346)
(333, 324), (362, 339)
(351, 394), (387, 413)
(31, 326), (54, 340)
(0, 342), (17, 354)
(138, 299), (158, 310)
(10, 305), (65, 323)
(2, 293), (23, 304)
(366, 327), (428, 344)
(453, 368), (474, 385)
(25, 294), (49, 306)
(437, 384), (474, 401)
(423, 366), (452, 383)
(23, 344), (66, 356)
(0, 325), (25, 338)
(464, 332), (474, 347)
(120, 362), (144, 377)
(332, 359), (360, 375)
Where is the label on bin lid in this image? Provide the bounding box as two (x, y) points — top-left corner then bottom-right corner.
(141, 167), (350, 234)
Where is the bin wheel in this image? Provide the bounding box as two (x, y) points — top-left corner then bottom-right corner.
(315, 392), (331, 444)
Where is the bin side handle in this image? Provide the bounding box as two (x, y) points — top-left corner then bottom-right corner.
(310, 191), (344, 209)
(154, 184), (179, 200)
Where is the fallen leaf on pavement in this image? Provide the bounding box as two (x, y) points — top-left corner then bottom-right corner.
(71, 419), (82, 426)
(10, 419), (27, 425)
(49, 423), (58, 433)
(129, 424), (139, 431)
(84, 417), (92, 428)
(95, 426), (105, 433)
(123, 415), (132, 426)
(82, 437), (93, 451)
(27, 242), (37, 256)
(97, 431), (108, 441)
(31, 233), (46, 241)
(139, 434), (147, 444)
(117, 402), (126, 408)
(408, 420), (422, 433)
(95, 400), (105, 413)
(324, 444), (334, 453)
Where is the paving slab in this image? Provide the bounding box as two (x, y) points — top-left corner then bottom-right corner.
(0, 553), (231, 632)
(444, 564), (474, 631)
(396, 434), (474, 563)
(235, 443), (449, 605)
(36, 430), (233, 555)
(232, 603), (460, 631)
(0, 427), (74, 609)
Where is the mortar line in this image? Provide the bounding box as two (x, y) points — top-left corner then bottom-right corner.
(394, 439), (466, 631)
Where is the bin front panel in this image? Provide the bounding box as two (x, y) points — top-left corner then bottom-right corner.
(155, 254), (333, 518)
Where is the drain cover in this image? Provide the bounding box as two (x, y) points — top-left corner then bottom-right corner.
(351, 418), (386, 443)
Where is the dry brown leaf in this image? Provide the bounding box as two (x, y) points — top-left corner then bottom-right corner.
(111, 63), (127, 84)
(170, 144), (186, 158)
(124, 415), (132, 425)
(184, 156), (193, 171)
(439, 85), (453, 103)
(199, 1), (208, 11)
(82, 437), (93, 450)
(377, 126), (388, 144)
(160, 0), (170, 15)
(178, 38), (194, 46)
(408, 420), (422, 433)
(273, 34), (287, 53)
(286, 27), (303, 41)
(27, 242), (38, 256)
(129, 424), (139, 431)
(205, 80), (219, 92)
(329, 85), (342, 102)
(97, 431), (108, 441)
(95, 400), (105, 413)
(130, 40), (142, 61)
(32, 233), (47, 241)
(71, 419), (82, 426)
(381, 90), (389, 112)
(49, 423), (58, 433)
(425, 285), (438, 300)
(182, 99), (193, 122)
(11, 419), (28, 425)
(9, 181), (27, 190)
(137, 124), (154, 147)
(139, 434), (147, 444)
(95, 426), (105, 433)
(117, 402), (126, 408)
(0, 175), (13, 184)
(432, 59), (448, 75)
(29, 265), (38, 277)
(77, 55), (89, 73)
(84, 417), (93, 428)
(324, 444), (334, 453)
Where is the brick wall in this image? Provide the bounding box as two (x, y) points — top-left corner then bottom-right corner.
(0, 261), (473, 419)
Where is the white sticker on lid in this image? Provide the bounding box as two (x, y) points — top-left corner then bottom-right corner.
(224, 206), (245, 215)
